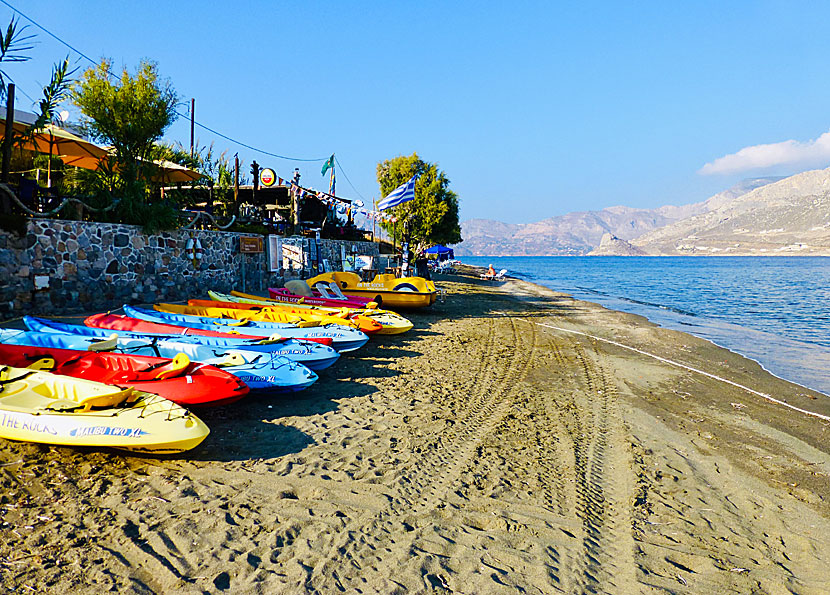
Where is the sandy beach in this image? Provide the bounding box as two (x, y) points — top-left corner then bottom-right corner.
(1, 269), (829, 594)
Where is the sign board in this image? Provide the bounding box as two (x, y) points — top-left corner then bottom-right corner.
(240, 236), (263, 253)
(282, 243), (305, 271)
(355, 255), (373, 270)
(260, 168), (276, 187)
(267, 235), (280, 272)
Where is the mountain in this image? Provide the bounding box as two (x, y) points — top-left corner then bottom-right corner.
(620, 169), (830, 255)
(455, 177), (782, 256)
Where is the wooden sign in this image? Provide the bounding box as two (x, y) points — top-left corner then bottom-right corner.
(240, 236), (263, 253)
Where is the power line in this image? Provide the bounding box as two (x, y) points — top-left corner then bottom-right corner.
(182, 113), (328, 162)
(4, 74), (37, 105)
(334, 155), (369, 203)
(0, 0), (331, 164)
(0, 0), (97, 66)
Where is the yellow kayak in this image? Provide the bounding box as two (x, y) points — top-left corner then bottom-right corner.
(306, 272), (437, 309)
(218, 290), (415, 335)
(158, 302), (368, 332)
(0, 366), (209, 454)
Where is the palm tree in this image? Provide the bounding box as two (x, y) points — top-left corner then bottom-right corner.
(0, 17), (35, 101)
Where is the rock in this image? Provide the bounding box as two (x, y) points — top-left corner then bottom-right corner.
(588, 233), (648, 256)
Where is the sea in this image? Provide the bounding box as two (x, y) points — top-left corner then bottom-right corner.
(462, 256), (830, 396)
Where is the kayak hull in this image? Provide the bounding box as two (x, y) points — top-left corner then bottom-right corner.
(0, 343), (249, 406)
(206, 291), (383, 334)
(0, 367), (209, 453)
(225, 291), (413, 335)
(21, 317), (340, 372)
(0, 328), (320, 391)
(268, 287), (372, 308)
(135, 304), (369, 352)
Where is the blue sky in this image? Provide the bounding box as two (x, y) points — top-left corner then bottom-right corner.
(5, 1), (830, 223)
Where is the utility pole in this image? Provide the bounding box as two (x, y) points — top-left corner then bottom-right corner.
(189, 98), (195, 159)
(2, 83), (15, 184)
(291, 168), (301, 234)
(233, 154), (239, 214)
(371, 199), (376, 242)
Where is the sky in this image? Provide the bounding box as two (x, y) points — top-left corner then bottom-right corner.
(5, 0), (830, 224)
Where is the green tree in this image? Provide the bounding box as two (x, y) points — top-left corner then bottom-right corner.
(72, 59), (178, 191)
(70, 60), (179, 231)
(376, 153), (462, 250)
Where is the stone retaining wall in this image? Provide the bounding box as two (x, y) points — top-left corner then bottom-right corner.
(0, 218), (382, 321)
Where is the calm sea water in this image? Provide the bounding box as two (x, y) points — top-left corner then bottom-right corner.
(463, 256), (830, 396)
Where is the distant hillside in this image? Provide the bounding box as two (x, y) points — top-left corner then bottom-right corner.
(455, 177), (781, 256)
(621, 169), (830, 255)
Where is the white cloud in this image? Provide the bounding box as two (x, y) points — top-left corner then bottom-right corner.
(699, 131), (830, 175)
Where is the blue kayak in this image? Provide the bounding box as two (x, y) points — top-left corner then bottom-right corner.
(23, 316), (340, 372)
(0, 328), (320, 392)
(122, 305), (369, 353)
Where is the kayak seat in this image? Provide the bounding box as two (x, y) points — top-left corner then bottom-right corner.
(154, 353), (191, 380)
(43, 381), (137, 412)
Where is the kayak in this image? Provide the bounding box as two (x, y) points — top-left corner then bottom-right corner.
(123, 305), (369, 353)
(0, 343), (249, 406)
(0, 329), (319, 391)
(84, 312), (334, 347)
(213, 290), (394, 334)
(23, 317), (340, 372)
(222, 291), (414, 336)
(306, 272), (437, 308)
(268, 285), (374, 309)
(0, 366), (209, 453)
(173, 300), (384, 335)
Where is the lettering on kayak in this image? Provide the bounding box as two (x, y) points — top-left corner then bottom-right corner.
(0, 413), (58, 435)
(69, 426), (148, 438)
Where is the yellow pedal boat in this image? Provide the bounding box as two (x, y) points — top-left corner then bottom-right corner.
(0, 366), (209, 454)
(305, 272), (437, 309)
(217, 290), (415, 335)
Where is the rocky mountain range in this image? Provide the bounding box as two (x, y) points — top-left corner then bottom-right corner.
(606, 169), (830, 255)
(454, 176), (803, 256)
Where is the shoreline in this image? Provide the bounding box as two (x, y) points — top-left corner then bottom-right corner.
(1, 271), (829, 593)
(463, 256), (830, 398)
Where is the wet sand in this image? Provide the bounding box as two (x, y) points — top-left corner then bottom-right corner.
(1, 270), (829, 594)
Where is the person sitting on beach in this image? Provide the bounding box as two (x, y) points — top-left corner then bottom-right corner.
(481, 264), (496, 280)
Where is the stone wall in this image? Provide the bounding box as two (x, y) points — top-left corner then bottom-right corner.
(0, 218), (382, 321)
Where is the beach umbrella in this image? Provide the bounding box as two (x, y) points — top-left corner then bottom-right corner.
(2, 118), (109, 186)
(146, 159), (201, 183)
(2, 117), (201, 185)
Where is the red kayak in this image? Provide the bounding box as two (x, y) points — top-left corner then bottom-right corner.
(84, 313), (333, 347)
(0, 343), (249, 407)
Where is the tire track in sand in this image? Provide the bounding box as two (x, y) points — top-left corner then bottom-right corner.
(562, 339), (637, 594)
(306, 315), (537, 592)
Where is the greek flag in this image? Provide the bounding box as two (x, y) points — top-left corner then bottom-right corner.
(377, 175), (417, 211)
